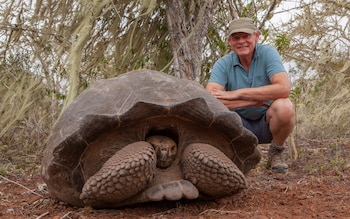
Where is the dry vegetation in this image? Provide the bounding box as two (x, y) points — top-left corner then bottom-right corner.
(0, 67), (50, 174)
(0, 0), (349, 218)
(296, 62), (350, 138)
(1, 0), (348, 173)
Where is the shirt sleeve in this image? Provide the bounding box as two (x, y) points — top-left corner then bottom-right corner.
(263, 46), (287, 78)
(209, 56), (229, 87)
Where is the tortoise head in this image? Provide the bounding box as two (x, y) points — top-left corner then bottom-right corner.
(146, 135), (177, 168)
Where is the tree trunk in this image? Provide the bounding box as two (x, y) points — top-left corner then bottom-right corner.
(166, 0), (218, 82)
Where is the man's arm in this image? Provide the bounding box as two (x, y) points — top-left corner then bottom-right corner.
(236, 72), (290, 100)
(206, 72), (290, 110)
(206, 81), (263, 109)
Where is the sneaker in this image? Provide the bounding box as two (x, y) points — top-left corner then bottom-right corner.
(267, 145), (288, 173)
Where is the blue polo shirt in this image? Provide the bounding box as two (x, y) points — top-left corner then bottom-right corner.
(209, 44), (286, 120)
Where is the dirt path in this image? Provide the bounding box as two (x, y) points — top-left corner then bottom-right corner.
(1, 139), (349, 218)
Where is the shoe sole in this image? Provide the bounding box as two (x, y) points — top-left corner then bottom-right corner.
(272, 166), (288, 173)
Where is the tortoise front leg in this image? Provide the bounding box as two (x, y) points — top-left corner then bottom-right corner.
(80, 141), (156, 208)
(181, 143), (247, 198)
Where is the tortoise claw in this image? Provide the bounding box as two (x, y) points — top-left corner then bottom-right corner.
(181, 143), (247, 198)
(145, 180), (199, 201)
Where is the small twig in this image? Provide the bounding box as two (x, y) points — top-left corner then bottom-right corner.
(284, 185), (290, 193)
(36, 211), (49, 219)
(0, 175), (43, 197)
(199, 206), (240, 216)
(60, 211), (72, 219)
(151, 208), (177, 217)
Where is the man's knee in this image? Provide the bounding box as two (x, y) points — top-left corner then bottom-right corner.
(268, 98), (295, 123)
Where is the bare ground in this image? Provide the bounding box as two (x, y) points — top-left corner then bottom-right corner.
(1, 138), (349, 219)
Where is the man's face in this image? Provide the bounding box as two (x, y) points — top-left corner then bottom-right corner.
(228, 32), (260, 57)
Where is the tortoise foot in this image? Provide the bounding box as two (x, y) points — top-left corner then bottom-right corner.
(145, 180), (199, 201)
(80, 141), (157, 208)
(181, 143), (247, 198)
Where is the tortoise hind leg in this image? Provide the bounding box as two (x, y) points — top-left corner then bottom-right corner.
(80, 141), (157, 208)
(181, 143), (247, 198)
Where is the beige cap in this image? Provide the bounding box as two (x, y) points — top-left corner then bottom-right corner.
(227, 18), (258, 37)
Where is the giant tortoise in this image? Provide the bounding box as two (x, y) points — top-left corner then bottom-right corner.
(41, 69), (261, 208)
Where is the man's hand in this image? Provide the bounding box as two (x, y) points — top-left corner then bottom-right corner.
(210, 89), (240, 100)
(209, 89), (266, 109)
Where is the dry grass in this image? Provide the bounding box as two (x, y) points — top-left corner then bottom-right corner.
(0, 68), (54, 174)
(294, 62), (350, 139)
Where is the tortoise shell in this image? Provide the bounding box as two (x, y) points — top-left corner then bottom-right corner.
(41, 70), (260, 208)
